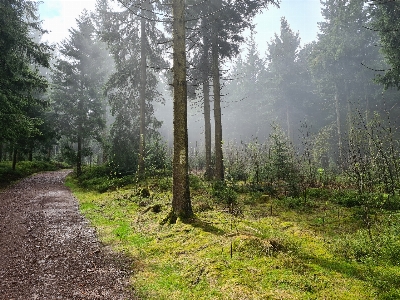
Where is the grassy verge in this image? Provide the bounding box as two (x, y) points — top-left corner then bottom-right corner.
(0, 160), (68, 188)
(66, 173), (400, 299)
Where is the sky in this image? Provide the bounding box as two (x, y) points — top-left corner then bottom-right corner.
(38, 0), (324, 53)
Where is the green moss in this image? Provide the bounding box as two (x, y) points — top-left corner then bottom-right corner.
(66, 174), (400, 300)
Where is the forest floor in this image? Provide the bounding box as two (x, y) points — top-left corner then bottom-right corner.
(0, 170), (136, 300)
(66, 172), (400, 299)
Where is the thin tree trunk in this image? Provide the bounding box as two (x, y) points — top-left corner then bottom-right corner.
(138, 7), (147, 178)
(12, 147), (17, 170)
(172, 0), (192, 220)
(77, 134), (82, 177)
(365, 86), (372, 154)
(0, 142), (2, 162)
(212, 32), (224, 181)
(334, 83), (342, 166)
(202, 27), (212, 180)
(8, 145), (12, 161)
(346, 81), (353, 153)
(28, 147), (33, 162)
(286, 101), (291, 141)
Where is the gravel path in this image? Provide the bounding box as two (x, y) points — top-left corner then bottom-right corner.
(0, 170), (136, 299)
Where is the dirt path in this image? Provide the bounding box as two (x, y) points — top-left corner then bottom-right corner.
(0, 170), (136, 300)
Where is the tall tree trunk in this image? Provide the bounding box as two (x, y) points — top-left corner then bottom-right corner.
(286, 101), (291, 141)
(346, 81), (353, 153)
(8, 144), (12, 161)
(334, 83), (342, 166)
(202, 27), (212, 180)
(28, 147), (33, 162)
(12, 147), (17, 170)
(77, 133), (82, 177)
(172, 0), (192, 220)
(212, 32), (224, 181)
(138, 6), (147, 178)
(0, 142), (2, 162)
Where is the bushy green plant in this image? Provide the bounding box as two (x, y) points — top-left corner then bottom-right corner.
(211, 181), (238, 205)
(79, 165), (110, 181)
(0, 161), (60, 186)
(157, 177), (172, 192)
(145, 136), (171, 177)
(333, 217), (400, 266)
(280, 196), (307, 210)
(331, 189), (361, 207)
(306, 187), (332, 199)
(224, 141), (250, 182)
(189, 174), (204, 191)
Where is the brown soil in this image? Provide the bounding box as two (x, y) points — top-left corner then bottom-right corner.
(0, 170), (137, 299)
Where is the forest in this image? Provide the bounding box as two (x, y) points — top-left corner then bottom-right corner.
(1, 0), (400, 298)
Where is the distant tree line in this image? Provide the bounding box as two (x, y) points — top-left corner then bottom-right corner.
(1, 0), (400, 220)
(221, 0), (400, 168)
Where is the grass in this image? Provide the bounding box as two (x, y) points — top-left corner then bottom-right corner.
(0, 160), (66, 188)
(66, 173), (400, 300)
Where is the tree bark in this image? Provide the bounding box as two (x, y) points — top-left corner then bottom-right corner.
(138, 6), (147, 179)
(12, 146), (18, 170)
(202, 26), (212, 180)
(212, 32), (224, 181)
(172, 0), (192, 220)
(28, 147), (33, 162)
(12, 147), (17, 170)
(286, 101), (291, 141)
(77, 133), (82, 177)
(334, 83), (342, 166)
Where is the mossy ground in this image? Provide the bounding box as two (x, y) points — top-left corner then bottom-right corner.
(66, 174), (400, 300)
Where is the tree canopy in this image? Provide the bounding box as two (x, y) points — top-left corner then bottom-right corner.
(0, 0), (51, 142)
(51, 11), (109, 175)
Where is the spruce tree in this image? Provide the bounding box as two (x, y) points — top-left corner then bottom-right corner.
(51, 12), (108, 176)
(0, 0), (51, 157)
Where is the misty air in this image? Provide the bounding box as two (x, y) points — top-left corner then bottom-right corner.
(1, 0), (400, 299)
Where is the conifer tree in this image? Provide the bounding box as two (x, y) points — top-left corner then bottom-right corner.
(0, 0), (51, 164)
(97, 0), (164, 175)
(267, 17), (301, 141)
(310, 0), (381, 165)
(51, 12), (108, 176)
(371, 0), (400, 89)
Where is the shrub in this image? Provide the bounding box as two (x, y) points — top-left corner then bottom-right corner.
(332, 189), (361, 207)
(211, 181), (238, 205)
(333, 218), (400, 266)
(189, 174), (204, 191)
(157, 177), (172, 192)
(0, 161), (61, 187)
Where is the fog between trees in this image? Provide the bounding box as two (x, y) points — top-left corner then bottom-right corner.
(2, 0), (400, 218)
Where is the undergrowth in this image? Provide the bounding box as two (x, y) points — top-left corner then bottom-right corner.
(0, 160), (65, 187)
(66, 171), (400, 300)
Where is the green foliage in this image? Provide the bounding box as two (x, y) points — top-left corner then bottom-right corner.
(211, 181), (238, 205)
(74, 165), (137, 193)
(189, 174), (204, 191)
(372, 1), (400, 89)
(97, 0), (165, 173)
(68, 173), (399, 300)
(332, 189), (361, 208)
(51, 12), (110, 175)
(333, 217), (400, 266)
(157, 177), (172, 192)
(0, 160), (59, 186)
(145, 136), (171, 177)
(280, 196), (308, 210)
(0, 0), (51, 141)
